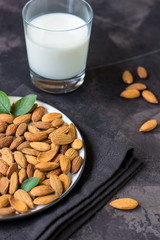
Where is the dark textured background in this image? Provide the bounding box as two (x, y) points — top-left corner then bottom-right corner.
(0, 0), (160, 239)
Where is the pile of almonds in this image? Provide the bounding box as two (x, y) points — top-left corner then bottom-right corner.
(0, 103), (84, 217)
(120, 66), (158, 132)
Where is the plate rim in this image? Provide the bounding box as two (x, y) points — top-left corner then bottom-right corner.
(0, 96), (86, 221)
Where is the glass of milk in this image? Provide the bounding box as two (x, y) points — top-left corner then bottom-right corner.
(22, 0), (93, 94)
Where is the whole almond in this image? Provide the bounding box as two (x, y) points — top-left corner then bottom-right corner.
(142, 90), (158, 104)
(110, 198), (138, 210)
(30, 185), (54, 196)
(60, 155), (71, 174)
(7, 162), (18, 179)
(10, 136), (24, 151)
(6, 124), (17, 136)
(0, 177), (9, 195)
(17, 141), (31, 151)
(31, 121), (52, 130)
(26, 155), (39, 165)
(59, 174), (71, 192)
(65, 148), (78, 161)
(59, 144), (68, 155)
(14, 189), (34, 209)
(13, 114), (31, 125)
(0, 194), (10, 208)
(68, 123), (76, 140)
(38, 146), (59, 162)
(0, 207), (15, 217)
(45, 128), (55, 135)
(52, 118), (63, 127)
(33, 195), (58, 205)
(14, 151), (27, 168)
(0, 136), (13, 148)
(1, 147), (14, 166)
(71, 156), (84, 174)
(9, 196), (28, 213)
(126, 83), (147, 91)
(50, 174), (63, 196)
(33, 169), (45, 184)
(51, 132), (73, 145)
(32, 106), (45, 122)
(22, 148), (40, 156)
(42, 112), (62, 122)
(122, 70), (133, 84)
(30, 142), (50, 152)
(49, 125), (69, 138)
(35, 162), (59, 171)
(24, 132), (48, 142)
(71, 139), (83, 150)
(9, 172), (18, 195)
(139, 119), (157, 132)
(27, 164), (34, 178)
(0, 121), (7, 133)
(46, 168), (62, 178)
(18, 168), (27, 184)
(0, 159), (9, 175)
(137, 66), (148, 79)
(28, 125), (41, 134)
(0, 114), (13, 124)
(41, 179), (51, 186)
(120, 89), (140, 99)
(15, 123), (27, 137)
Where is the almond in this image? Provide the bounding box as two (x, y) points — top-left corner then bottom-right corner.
(50, 174), (63, 196)
(28, 125), (41, 133)
(59, 144), (68, 155)
(0, 133), (6, 139)
(6, 124), (17, 136)
(13, 113), (31, 125)
(122, 70), (134, 84)
(38, 145), (59, 162)
(24, 132), (48, 142)
(52, 118), (63, 127)
(65, 148), (78, 161)
(7, 162), (18, 179)
(35, 162), (59, 171)
(30, 185), (54, 196)
(27, 164), (34, 178)
(0, 159), (9, 175)
(28, 103), (38, 113)
(71, 156), (84, 174)
(0, 207), (15, 217)
(18, 168), (27, 184)
(142, 90), (158, 104)
(68, 123), (76, 140)
(9, 171), (18, 194)
(52, 153), (63, 164)
(17, 141), (31, 151)
(0, 177), (9, 195)
(0, 121), (7, 133)
(9, 196), (28, 213)
(71, 139), (83, 150)
(59, 174), (71, 192)
(33, 195), (58, 205)
(26, 155), (39, 165)
(0, 194), (10, 208)
(110, 198), (138, 210)
(33, 169), (45, 184)
(60, 155), (71, 174)
(14, 151), (27, 168)
(15, 123), (27, 137)
(137, 66), (148, 79)
(10, 136), (24, 151)
(0, 136), (13, 148)
(120, 89), (140, 99)
(14, 189), (34, 209)
(0, 114), (13, 124)
(46, 168), (62, 178)
(21, 148), (40, 156)
(31, 121), (52, 130)
(139, 119), (157, 132)
(42, 112), (62, 122)
(41, 179), (51, 186)
(1, 147), (14, 166)
(51, 132), (73, 145)
(32, 106), (45, 122)
(126, 83), (147, 91)
(30, 142), (51, 152)
(45, 128), (55, 134)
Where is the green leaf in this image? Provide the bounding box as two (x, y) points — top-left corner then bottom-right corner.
(21, 177), (39, 192)
(0, 91), (11, 114)
(12, 94), (37, 116)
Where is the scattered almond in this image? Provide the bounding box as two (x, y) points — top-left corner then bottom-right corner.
(142, 90), (158, 104)
(126, 83), (147, 91)
(122, 70), (134, 84)
(120, 89), (140, 99)
(137, 66), (148, 79)
(110, 198), (138, 210)
(139, 119), (157, 132)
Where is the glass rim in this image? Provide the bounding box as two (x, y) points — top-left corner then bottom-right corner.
(22, 0), (93, 32)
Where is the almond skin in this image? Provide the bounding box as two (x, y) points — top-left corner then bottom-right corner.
(126, 83), (147, 91)
(31, 121), (52, 130)
(120, 89), (140, 99)
(18, 168), (27, 185)
(139, 119), (157, 132)
(26, 155), (39, 165)
(38, 146), (59, 162)
(71, 139), (83, 150)
(24, 132), (48, 142)
(0, 177), (9, 195)
(17, 141), (31, 151)
(71, 156), (84, 174)
(9, 172), (18, 195)
(6, 124), (17, 136)
(52, 118), (63, 127)
(28, 125), (41, 134)
(65, 148), (78, 161)
(122, 70), (134, 84)
(15, 123), (27, 137)
(14, 151), (27, 168)
(33, 195), (58, 205)
(42, 112), (62, 122)
(13, 114), (31, 125)
(27, 164), (34, 178)
(32, 106), (45, 122)
(1, 147), (14, 166)
(0, 159), (9, 175)
(0, 114), (13, 124)
(137, 66), (148, 79)
(33, 169), (45, 184)
(10, 136), (24, 151)
(35, 162), (59, 171)
(30, 185), (54, 196)
(60, 155), (71, 174)
(142, 90), (158, 104)
(0, 194), (10, 208)
(21, 148), (40, 156)
(50, 174), (63, 196)
(110, 198), (138, 210)
(0, 121), (7, 133)
(30, 142), (51, 152)
(9, 196), (28, 213)
(0, 136), (13, 148)
(0, 207), (15, 217)
(59, 174), (71, 192)
(7, 162), (18, 179)
(46, 168), (62, 178)
(14, 189), (34, 209)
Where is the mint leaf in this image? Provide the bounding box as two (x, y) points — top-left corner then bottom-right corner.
(12, 94), (37, 116)
(0, 91), (11, 114)
(21, 177), (39, 192)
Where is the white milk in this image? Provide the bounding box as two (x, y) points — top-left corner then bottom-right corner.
(25, 13), (90, 79)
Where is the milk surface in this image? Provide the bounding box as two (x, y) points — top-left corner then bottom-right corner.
(25, 13), (89, 79)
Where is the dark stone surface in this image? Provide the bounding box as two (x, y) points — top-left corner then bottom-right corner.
(0, 0), (160, 239)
